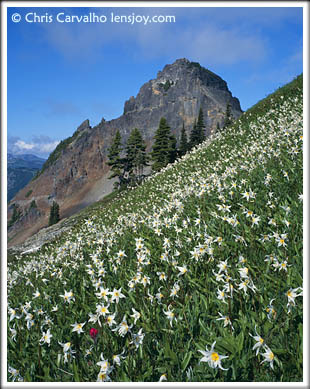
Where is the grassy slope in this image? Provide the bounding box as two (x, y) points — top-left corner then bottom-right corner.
(7, 75), (303, 382)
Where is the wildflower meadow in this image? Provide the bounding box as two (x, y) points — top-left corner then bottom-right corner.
(7, 75), (303, 382)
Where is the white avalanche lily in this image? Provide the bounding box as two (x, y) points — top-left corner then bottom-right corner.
(198, 341), (229, 370)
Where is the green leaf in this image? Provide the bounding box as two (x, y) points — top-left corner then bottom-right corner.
(73, 360), (80, 381)
(198, 318), (209, 336)
(200, 294), (208, 311)
(181, 351), (192, 372)
(236, 331), (244, 353)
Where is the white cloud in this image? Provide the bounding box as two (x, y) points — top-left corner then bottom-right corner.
(8, 136), (60, 158)
(14, 140), (35, 150)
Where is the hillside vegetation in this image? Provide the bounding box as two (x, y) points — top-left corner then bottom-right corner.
(7, 75), (303, 382)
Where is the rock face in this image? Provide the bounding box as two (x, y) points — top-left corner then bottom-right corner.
(8, 58), (242, 247)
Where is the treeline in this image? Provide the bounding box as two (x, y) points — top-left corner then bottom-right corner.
(108, 105), (233, 189)
(46, 104), (234, 225)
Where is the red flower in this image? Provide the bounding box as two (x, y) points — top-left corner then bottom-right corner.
(89, 328), (98, 340)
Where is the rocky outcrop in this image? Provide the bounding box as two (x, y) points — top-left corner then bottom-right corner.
(8, 58), (243, 247)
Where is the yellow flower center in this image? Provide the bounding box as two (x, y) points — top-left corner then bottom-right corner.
(211, 352), (219, 362)
(269, 352), (274, 360)
(259, 337), (264, 344)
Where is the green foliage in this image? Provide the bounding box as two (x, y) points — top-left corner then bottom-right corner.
(8, 204), (22, 228)
(223, 103), (233, 130)
(151, 117), (177, 172)
(25, 190), (33, 198)
(48, 201), (60, 226)
(169, 133), (177, 164)
(36, 129), (85, 179)
(187, 61), (219, 79)
(159, 80), (173, 92)
(107, 130), (124, 186)
(189, 107), (205, 149)
(7, 74), (303, 383)
(125, 128), (149, 180)
(179, 123), (189, 157)
(29, 200), (37, 209)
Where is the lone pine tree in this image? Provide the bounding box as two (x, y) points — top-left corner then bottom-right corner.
(48, 201), (60, 226)
(179, 122), (189, 157)
(151, 117), (177, 172)
(223, 103), (233, 129)
(107, 130), (124, 187)
(189, 107), (205, 149)
(125, 128), (149, 178)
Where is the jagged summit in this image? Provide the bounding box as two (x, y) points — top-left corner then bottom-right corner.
(158, 58), (225, 87)
(122, 58), (241, 127)
(8, 59), (243, 247)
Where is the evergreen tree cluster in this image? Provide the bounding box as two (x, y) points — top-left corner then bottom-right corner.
(108, 128), (149, 189)
(107, 105), (234, 189)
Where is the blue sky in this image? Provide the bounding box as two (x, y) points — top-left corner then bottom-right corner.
(7, 5), (303, 158)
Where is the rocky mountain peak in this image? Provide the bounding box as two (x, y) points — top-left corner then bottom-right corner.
(123, 58), (240, 118)
(76, 119), (91, 132)
(8, 58), (243, 248)
(157, 58), (226, 88)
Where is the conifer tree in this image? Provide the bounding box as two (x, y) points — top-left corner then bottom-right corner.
(223, 103), (233, 129)
(189, 107), (206, 149)
(189, 120), (198, 150)
(107, 130), (124, 187)
(126, 128), (149, 180)
(179, 123), (188, 157)
(151, 117), (175, 172)
(48, 201), (60, 226)
(196, 107), (205, 144)
(169, 133), (177, 164)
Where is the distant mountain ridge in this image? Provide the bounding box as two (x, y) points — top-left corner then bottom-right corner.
(8, 58), (243, 247)
(7, 154), (46, 202)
